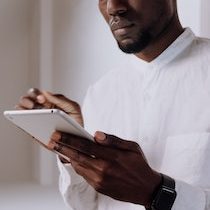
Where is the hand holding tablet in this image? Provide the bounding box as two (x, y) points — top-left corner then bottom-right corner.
(4, 88), (92, 161)
(4, 109), (94, 161)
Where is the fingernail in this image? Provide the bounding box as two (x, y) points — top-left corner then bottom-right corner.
(37, 95), (46, 103)
(94, 131), (106, 141)
(27, 88), (41, 98)
(51, 132), (61, 142)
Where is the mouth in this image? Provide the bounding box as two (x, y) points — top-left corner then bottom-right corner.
(113, 24), (134, 37)
(110, 18), (135, 38)
(111, 22), (134, 31)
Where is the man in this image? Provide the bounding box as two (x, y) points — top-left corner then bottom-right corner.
(18, 0), (210, 209)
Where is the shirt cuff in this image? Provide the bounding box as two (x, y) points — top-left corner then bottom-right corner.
(57, 157), (85, 196)
(172, 179), (206, 210)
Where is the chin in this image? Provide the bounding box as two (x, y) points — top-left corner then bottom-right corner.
(118, 41), (148, 54)
(117, 33), (152, 54)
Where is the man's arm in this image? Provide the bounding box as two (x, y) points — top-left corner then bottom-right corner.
(49, 131), (210, 210)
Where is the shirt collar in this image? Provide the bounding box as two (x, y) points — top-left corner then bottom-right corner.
(129, 28), (195, 71)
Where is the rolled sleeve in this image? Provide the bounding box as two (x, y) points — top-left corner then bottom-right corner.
(173, 180), (206, 210)
(57, 157), (98, 210)
(160, 132), (210, 209)
(57, 157), (84, 196)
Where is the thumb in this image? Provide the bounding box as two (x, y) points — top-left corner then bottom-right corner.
(94, 131), (140, 153)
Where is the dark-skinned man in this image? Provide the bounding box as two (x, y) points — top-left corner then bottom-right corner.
(17, 0), (210, 209)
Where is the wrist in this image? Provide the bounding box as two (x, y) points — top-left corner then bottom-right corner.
(146, 174), (177, 210)
(144, 171), (162, 208)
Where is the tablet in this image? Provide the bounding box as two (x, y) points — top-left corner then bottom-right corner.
(4, 109), (94, 160)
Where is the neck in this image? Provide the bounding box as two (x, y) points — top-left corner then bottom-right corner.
(135, 15), (184, 62)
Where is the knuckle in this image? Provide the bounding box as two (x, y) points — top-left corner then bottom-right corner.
(60, 134), (93, 155)
(113, 153), (122, 162)
(73, 163), (79, 172)
(94, 177), (104, 192)
(79, 139), (92, 154)
(74, 102), (80, 109)
(99, 162), (109, 174)
(76, 151), (81, 160)
(97, 162), (114, 182)
(108, 135), (116, 143)
(108, 135), (121, 147)
(130, 140), (138, 147)
(72, 162), (81, 174)
(131, 141), (141, 151)
(70, 101), (80, 110)
(61, 133), (71, 144)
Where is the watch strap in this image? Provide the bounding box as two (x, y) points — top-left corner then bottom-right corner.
(147, 174), (177, 210)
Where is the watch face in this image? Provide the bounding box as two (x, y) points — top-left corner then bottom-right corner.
(154, 187), (177, 210)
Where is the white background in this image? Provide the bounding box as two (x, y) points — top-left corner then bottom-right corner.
(0, 0), (210, 209)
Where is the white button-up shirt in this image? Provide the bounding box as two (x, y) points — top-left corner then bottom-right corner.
(58, 28), (210, 210)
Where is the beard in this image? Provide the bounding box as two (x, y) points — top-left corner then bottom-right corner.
(117, 30), (152, 54)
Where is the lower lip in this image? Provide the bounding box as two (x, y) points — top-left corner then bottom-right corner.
(113, 26), (133, 37)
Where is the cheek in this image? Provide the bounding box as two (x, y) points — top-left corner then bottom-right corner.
(98, 2), (109, 23)
(155, 0), (175, 17)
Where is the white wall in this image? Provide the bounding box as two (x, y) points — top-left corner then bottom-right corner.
(178, 0), (210, 38)
(201, 0), (210, 37)
(52, 0), (129, 104)
(0, 0), (34, 182)
(177, 0), (201, 35)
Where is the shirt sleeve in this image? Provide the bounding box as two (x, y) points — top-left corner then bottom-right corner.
(172, 180), (207, 210)
(160, 132), (210, 210)
(57, 157), (98, 210)
(57, 86), (99, 210)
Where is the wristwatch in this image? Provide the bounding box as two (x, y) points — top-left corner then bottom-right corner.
(148, 174), (177, 210)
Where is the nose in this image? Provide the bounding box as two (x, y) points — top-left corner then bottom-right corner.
(107, 0), (127, 16)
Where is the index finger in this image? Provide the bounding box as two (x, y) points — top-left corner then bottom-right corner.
(51, 131), (118, 161)
(27, 88), (56, 109)
(27, 88), (41, 100)
(26, 88), (45, 109)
